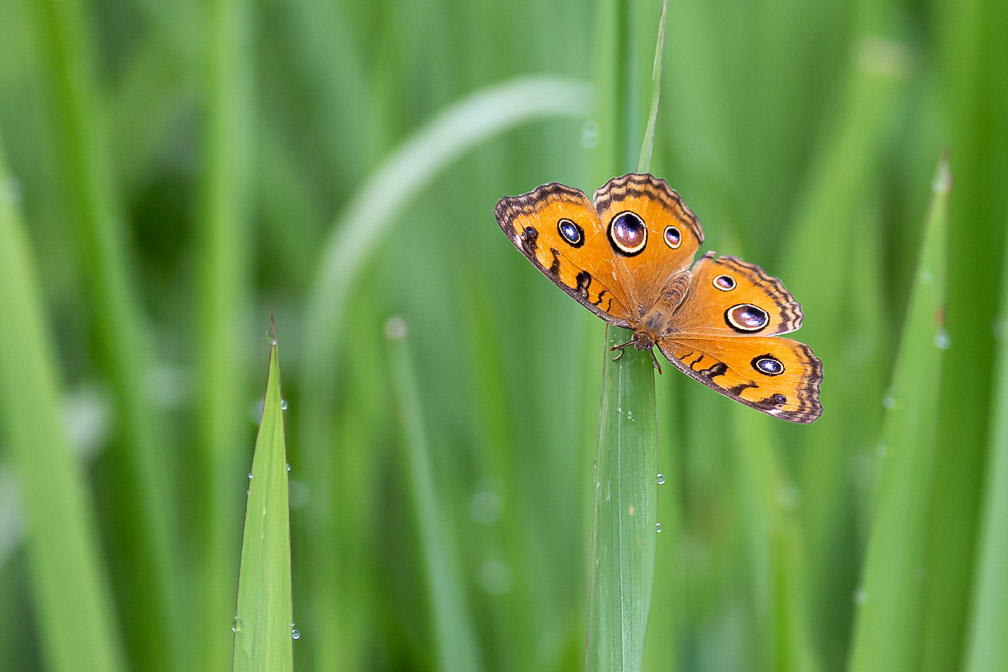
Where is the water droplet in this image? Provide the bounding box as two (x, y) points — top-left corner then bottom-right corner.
(882, 395), (895, 409)
(291, 629), (300, 640)
(281, 398), (288, 411)
(248, 471), (253, 479)
(617, 406), (621, 413)
(656, 473), (665, 485)
(384, 316), (408, 340)
(469, 489), (502, 526)
(853, 589), (868, 605)
(232, 617), (242, 633)
(286, 463), (291, 472)
(656, 522), (662, 533)
(627, 410), (633, 421)
(580, 119), (599, 149)
(2, 177), (23, 206)
(934, 328), (951, 350)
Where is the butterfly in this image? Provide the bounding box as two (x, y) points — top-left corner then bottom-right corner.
(494, 173), (822, 423)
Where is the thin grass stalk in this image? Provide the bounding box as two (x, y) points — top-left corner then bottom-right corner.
(385, 318), (482, 672)
(847, 154), (950, 672)
(962, 212), (1008, 671)
(194, 0), (254, 666)
(233, 323), (293, 672)
(26, 0), (181, 666)
(0, 139), (126, 672)
(586, 2), (666, 670)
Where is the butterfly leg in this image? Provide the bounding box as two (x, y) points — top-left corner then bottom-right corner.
(609, 341), (663, 374)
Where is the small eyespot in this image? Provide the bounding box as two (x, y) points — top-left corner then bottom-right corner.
(557, 218), (584, 247)
(725, 303), (770, 332)
(608, 211), (647, 256)
(663, 225), (682, 249)
(752, 355), (785, 377)
(713, 274), (736, 291)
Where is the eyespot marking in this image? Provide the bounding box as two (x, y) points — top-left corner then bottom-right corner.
(557, 218), (584, 247)
(713, 274), (736, 291)
(752, 355), (785, 376)
(725, 303), (769, 332)
(663, 225), (681, 249)
(608, 211), (647, 256)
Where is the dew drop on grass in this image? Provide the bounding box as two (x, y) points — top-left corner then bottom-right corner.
(281, 398), (288, 411)
(656, 473), (665, 485)
(291, 629), (300, 640)
(656, 522), (662, 533)
(248, 471), (253, 479)
(286, 463), (291, 472)
(882, 395), (895, 409)
(934, 328), (951, 350)
(853, 589), (868, 605)
(232, 618), (242, 633)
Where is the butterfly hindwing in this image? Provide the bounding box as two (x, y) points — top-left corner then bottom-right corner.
(657, 335), (822, 423)
(668, 252), (803, 338)
(495, 182), (632, 326)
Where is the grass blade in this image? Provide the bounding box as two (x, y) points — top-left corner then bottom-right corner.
(586, 2), (666, 670)
(0, 139), (126, 672)
(385, 318), (482, 672)
(233, 322), (293, 672)
(27, 0), (181, 664)
(962, 212), (1008, 671)
(195, 0), (254, 665)
(847, 154), (950, 672)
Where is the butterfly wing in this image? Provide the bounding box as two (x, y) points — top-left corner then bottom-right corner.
(656, 336), (822, 423)
(592, 174), (705, 314)
(671, 252), (804, 337)
(658, 251), (822, 423)
(495, 182), (633, 327)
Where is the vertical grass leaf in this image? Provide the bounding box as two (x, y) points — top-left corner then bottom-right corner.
(962, 212), (1008, 671)
(0, 139), (127, 672)
(385, 317), (483, 672)
(847, 154), (950, 672)
(587, 2), (667, 670)
(233, 323), (293, 672)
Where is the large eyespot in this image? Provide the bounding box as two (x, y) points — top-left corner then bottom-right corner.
(713, 274), (736, 291)
(557, 218), (584, 247)
(608, 211), (647, 256)
(752, 355), (785, 376)
(663, 225), (682, 249)
(725, 303), (770, 332)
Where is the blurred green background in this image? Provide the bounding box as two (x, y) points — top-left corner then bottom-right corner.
(1, 0), (1007, 670)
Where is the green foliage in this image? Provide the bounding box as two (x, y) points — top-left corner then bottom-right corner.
(233, 330), (294, 672)
(0, 0), (1006, 670)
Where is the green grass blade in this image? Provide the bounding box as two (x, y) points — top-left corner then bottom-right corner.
(195, 0), (254, 666)
(27, 0), (181, 664)
(0, 139), (126, 672)
(233, 324), (293, 672)
(962, 212), (1008, 671)
(587, 2), (666, 670)
(847, 154), (950, 672)
(385, 318), (482, 672)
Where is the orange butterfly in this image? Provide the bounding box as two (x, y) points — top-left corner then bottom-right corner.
(495, 173), (822, 423)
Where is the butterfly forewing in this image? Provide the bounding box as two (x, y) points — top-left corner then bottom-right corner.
(657, 335), (822, 423)
(495, 182), (633, 326)
(592, 174), (704, 313)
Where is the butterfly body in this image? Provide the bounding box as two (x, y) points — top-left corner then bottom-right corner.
(495, 173), (822, 423)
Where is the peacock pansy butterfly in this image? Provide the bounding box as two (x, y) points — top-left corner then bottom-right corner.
(494, 173), (822, 423)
